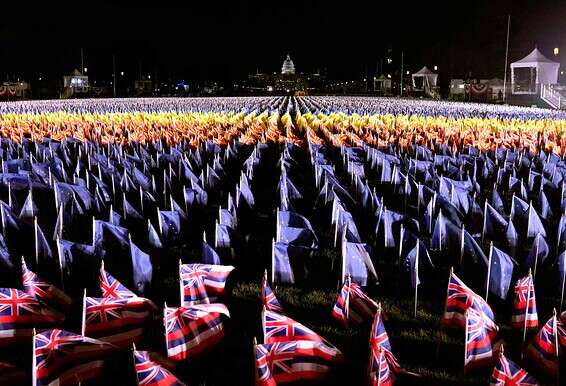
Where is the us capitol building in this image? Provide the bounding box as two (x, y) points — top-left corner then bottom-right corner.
(246, 54), (327, 94)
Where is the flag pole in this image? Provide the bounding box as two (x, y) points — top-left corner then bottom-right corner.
(533, 233), (540, 279)
(271, 238), (275, 284)
(485, 242), (493, 302)
(521, 270), (532, 356)
(81, 288), (87, 336)
(178, 259), (183, 307)
(413, 240), (419, 318)
(502, 14), (510, 102)
(34, 217), (39, 266)
(459, 224), (465, 268)
(481, 200), (487, 243)
(463, 309), (469, 375)
(32, 328), (37, 386)
(560, 264), (566, 312)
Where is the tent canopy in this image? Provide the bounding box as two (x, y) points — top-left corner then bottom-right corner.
(510, 48), (559, 93)
(412, 66), (438, 89)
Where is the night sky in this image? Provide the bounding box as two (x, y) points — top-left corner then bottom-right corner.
(1, 1), (565, 85)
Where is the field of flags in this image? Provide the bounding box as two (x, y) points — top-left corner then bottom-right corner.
(0, 96), (564, 384)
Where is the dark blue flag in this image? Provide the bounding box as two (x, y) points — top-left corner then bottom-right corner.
(488, 246), (514, 300)
(129, 239), (152, 294)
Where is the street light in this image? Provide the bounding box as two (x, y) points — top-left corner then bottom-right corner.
(84, 67), (88, 73)
(434, 65), (438, 71)
(120, 71), (125, 76)
(554, 47), (560, 56)
(148, 75), (151, 80)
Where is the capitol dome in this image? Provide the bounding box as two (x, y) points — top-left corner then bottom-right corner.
(281, 54), (295, 75)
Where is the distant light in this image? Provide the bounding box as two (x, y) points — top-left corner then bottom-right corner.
(364, 78), (367, 82)
(387, 58), (392, 64)
(554, 47), (560, 56)
(84, 67), (88, 73)
(147, 75), (151, 79)
(387, 74), (391, 78)
(562, 71), (564, 75)
(38, 77), (42, 81)
(267, 86), (273, 92)
(434, 65), (438, 71)
(120, 71), (124, 76)
(406, 71), (409, 75)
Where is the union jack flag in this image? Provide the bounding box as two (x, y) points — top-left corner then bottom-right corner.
(369, 306), (401, 374)
(21, 258), (72, 311)
(262, 310), (324, 344)
(490, 352), (539, 386)
(525, 313), (559, 377)
(442, 271), (498, 333)
(179, 263), (234, 306)
(261, 271), (283, 313)
(84, 296), (152, 348)
(33, 329), (115, 386)
(511, 275), (538, 330)
(134, 350), (186, 386)
(164, 303), (229, 361)
(464, 308), (494, 371)
(0, 287), (62, 344)
(255, 340), (342, 386)
(332, 275), (377, 327)
(370, 347), (393, 386)
(99, 262), (136, 299)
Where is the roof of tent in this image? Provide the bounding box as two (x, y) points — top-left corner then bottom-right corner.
(511, 48), (558, 66)
(413, 66), (436, 75)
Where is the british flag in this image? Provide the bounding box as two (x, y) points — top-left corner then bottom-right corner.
(164, 303), (229, 361)
(490, 352), (539, 386)
(99, 262), (136, 299)
(84, 296), (152, 348)
(525, 313), (559, 377)
(332, 276), (377, 327)
(511, 275), (538, 330)
(33, 329), (115, 386)
(464, 308), (494, 371)
(179, 263), (234, 306)
(255, 340), (342, 386)
(442, 271), (498, 333)
(261, 271), (283, 313)
(263, 310), (325, 344)
(134, 350), (186, 386)
(21, 258), (72, 311)
(0, 287), (62, 344)
(370, 347), (393, 386)
(369, 306), (401, 374)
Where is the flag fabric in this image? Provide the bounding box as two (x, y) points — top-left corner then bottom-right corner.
(511, 275), (538, 330)
(464, 308), (494, 371)
(164, 303), (229, 361)
(263, 310), (326, 344)
(134, 350), (186, 386)
(272, 242), (311, 284)
(342, 241), (377, 286)
(332, 276), (377, 326)
(0, 287), (62, 344)
(83, 296), (153, 348)
(33, 329), (116, 386)
(369, 306), (401, 374)
(490, 352), (539, 386)
(255, 340), (342, 386)
(442, 271), (498, 332)
(148, 221), (163, 249)
(261, 272), (283, 313)
(488, 246), (514, 300)
(129, 239), (153, 295)
(525, 234), (549, 270)
(369, 347), (394, 386)
(99, 263), (137, 299)
(179, 263), (234, 306)
(158, 210), (181, 241)
(202, 239), (221, 265)
(21, 258), (72, 311)
(525, 314), (560, 377)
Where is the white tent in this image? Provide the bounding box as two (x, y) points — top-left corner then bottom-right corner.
(511, 48), (559, 94)
(412, 66), (438, 90)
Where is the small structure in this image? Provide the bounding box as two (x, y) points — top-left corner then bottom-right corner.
(63, 69), (89, 96)
(411, 66), (438, 90)
(449, 79), (466, 98)
(511, 48), (559, 94)
(281, 54), (296, 75)
(373, 74), (392, 93)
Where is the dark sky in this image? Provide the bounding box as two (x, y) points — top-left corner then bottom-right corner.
(1, 1), (565, 84)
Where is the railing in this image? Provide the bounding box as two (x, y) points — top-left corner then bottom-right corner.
(540, 83), (565, 109)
